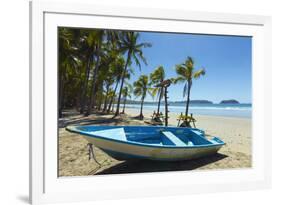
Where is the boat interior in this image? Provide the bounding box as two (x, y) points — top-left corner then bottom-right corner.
(77, 126), (224, 147)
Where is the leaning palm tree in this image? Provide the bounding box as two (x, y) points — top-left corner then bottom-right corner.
(150, 66), (165, 115)
(133, 75), (152, 120)
(175, 57), (205, 126)
(121, 84), (133, 114)
(106, 56), (125, 113)
(114, 31), (151, 116)
(106, 90), (115, 112)
(102, 73), (115, 112)
(78, 30), (103, 115)
(85, 30), (120, 116)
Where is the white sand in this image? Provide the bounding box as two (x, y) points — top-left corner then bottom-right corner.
(59, 108), (252, 176)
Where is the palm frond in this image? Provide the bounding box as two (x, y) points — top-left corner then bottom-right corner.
(133, 53), (141, 69)
(150, 66), (165, 85)
(136, 51), (148, 66)
(137, 42), (152, 48)
(133, 87), (142, 97)
(175, 64), (188, 78)
(133, 75), (150, 100)
(193, 68), (206, 79)
(150, 87), (159, 99)
(174, 76), (186, 84)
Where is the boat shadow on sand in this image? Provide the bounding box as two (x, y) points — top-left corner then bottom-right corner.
(94, 153), (228, 175)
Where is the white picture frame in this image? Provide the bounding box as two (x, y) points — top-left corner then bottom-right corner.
(30, 0), (272, 204)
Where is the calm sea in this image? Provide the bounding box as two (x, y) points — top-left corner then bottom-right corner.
(125, 103), (252, 118)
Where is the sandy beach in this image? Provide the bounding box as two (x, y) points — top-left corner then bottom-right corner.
(59, 108), (251, 177)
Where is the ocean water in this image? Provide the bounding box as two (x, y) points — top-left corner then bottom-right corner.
(125, 103), (252, 118)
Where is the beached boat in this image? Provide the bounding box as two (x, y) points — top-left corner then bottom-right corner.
(66, 125), (225, 161)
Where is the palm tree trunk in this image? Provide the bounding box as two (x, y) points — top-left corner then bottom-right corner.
(139, 97), (144, 120)
(156, 87), (163, 114)
(103, 84), (110, 112)
(164, 87), (168, 126)
(95, 81), (103, 111)
(122, 95), (127, 113)
(58, 72), (65, 118)
(185, 81), (192, 117)
(107, 98), (113, 113)
(80, 54), (92, 114)
(76, 94), (80, 111)
(115, 51), (131, 116)
(97, 93), (103, 111)
(76, 65), (84, 111)
(85, 48), (101, 116)
(107, 80), (119, 113)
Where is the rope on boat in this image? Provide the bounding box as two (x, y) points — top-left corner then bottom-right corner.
(87, 143), (102, 166)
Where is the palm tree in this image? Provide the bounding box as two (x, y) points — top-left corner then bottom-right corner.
(114, 32), (151, 116)
(106, 56), (125, 113)
(155, 79), (173, 126)
(84, 31), (106, 116)
(175, 57), (205, 126)
(150, 66), (165, 115)
(78, 30), (100, 114)
(106, 90), (116, 113)
(133, 75), (151, 120)
(121, 84), (133, 114)
(102, 77), (114, 112)
(85, 30), (120, 116)
(58, 28), (78, 117)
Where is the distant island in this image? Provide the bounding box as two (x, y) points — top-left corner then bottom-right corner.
(220, 99), (240, 104)
(173, 100), (213, 104)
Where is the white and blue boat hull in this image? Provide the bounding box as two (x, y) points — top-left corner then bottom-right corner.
(66, 126), (225, 161)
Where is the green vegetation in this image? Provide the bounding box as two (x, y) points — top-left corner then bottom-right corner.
(175, 57), (206, 126)
(150, 66), (165, 116)
(133, 75), (153, 120)
(114, 32), (152, 116)
(59, 28), (206, 126)
(121, 84), (133, 114)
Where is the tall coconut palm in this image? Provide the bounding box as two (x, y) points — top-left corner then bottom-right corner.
(114, 32), (151, 116)
(106, 56), (125, 113)
(150, 66), (165, 115)
(84, 30), (107, 116)
(121, 84), (133, 114)
(102, 67), (115, 112)
(175, 57), (206, 124)
(133, 75), (152, 120)
(78, 30), (100, 114)
(84, 29), (121, 116)
(106, 90), (116, 112)
(58, 28), (78, 117)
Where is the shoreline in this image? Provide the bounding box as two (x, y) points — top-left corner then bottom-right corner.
(125, 107), (251, 120)
(59, 108), (252, 176)
(124, 103), (252, 119)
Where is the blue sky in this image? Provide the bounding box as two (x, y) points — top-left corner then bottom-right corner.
(128, 31), (252, 104)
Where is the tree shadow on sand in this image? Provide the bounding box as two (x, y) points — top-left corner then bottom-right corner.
(94, 153), (228, 175)
(59, 115), (132, 128)
(59, 110), (145, 128)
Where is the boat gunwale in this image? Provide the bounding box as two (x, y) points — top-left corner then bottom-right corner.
(66, 125), (225, 149)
